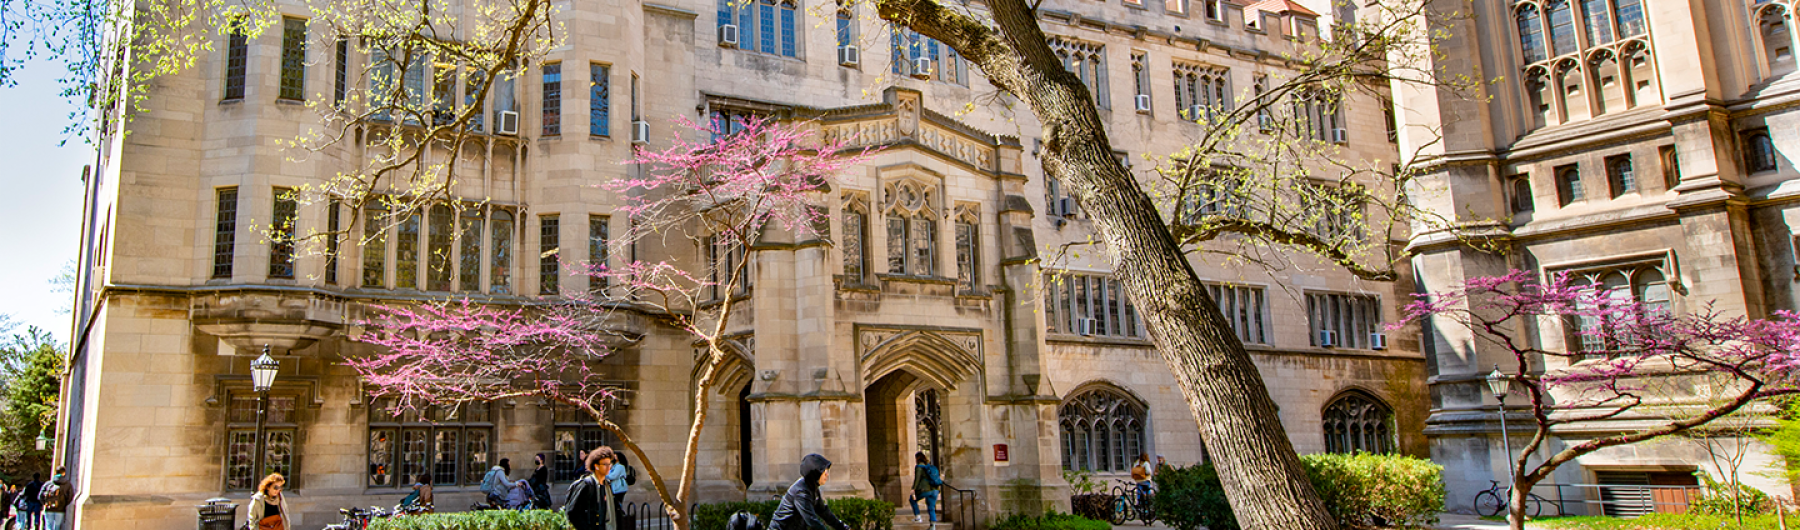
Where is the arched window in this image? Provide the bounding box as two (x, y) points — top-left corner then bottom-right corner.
(842, 194), (869, 280)
(1059, 386), (1148, 472)
(1557, 59), (1588, 121)
(1581, 0), (1613, 46)
(1621, 40), (1658, 107)
(1527, 68), (1556, 127)
(1518, 4), (1547, 64)
(954, 207), (979, 293)
(1746, 129), (1779, 173)
(1566, 262), (1670, 357)
(1322, 391), (1394, 454)
(884, 180), (938, 276)
(1547, 0), (1578, 56)
(1762, 4), (1796, 77)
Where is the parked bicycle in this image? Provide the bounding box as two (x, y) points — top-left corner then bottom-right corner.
(322, 506), (393, 530)
(1107, 480), (1157, 526)
(1472, 480), (1549, 518)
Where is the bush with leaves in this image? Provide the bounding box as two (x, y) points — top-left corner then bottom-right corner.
(1688, 472), (1772, 518)
(1152, 464), (1237, 530)
(1764, 398), (1800, 486)
(368, 510), (572, 530)
(1298, 453), (1444, 528)
(989, 512), (1109, 530)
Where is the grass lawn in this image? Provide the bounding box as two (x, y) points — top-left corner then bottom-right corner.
(1524, 513), (1790, 530)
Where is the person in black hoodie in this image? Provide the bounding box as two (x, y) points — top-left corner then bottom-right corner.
(563, 447), (617, 530)
(771, 454), (848, 530)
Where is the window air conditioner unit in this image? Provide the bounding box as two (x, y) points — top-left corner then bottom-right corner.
(1258, 113), (1276, 131)
(1188, 106), (1206, 123)
(1330, 128), (1348, 144)
(719, 24), (741, 48)
(911, 58), (934, 79)
(632, 120), (650, 144)
(496, 110), (520, 136)
(838, 45), (861, 67)
(1134, 94), (1152, 112)
(1369, 332), (1387, 350)
(1075, 317), (1097, 337)
(1057, 197), (1077, 218)
(1317, 329), (1339, 348)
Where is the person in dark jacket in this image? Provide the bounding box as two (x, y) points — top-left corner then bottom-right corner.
(530, 454), (552, 509)
(563, 446), (618, 530)
(771, 454), (849, 530)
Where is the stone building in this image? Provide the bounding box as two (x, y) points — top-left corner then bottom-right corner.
(58, 0), (1427, 528)
(1399, 0), (1798, 515)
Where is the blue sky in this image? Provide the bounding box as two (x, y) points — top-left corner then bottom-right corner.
(0, 58), (93, 343)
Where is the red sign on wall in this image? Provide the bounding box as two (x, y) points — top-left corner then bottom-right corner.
(994, 444), (1010, 465)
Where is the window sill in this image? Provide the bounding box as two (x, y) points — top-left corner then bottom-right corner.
(219, 98), (244, 106)
(1205, 17), (1227, 27)
(275, 98), (305, 106)
(590, 134), (614, 141)
(877, 274), (958, 286)
(1045, 333), (1154, 347)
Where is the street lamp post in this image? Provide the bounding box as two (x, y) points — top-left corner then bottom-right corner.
(250, 346), (281, 480)
(1486, 365), (1517, 516)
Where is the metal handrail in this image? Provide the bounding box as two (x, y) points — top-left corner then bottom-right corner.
(1529, 483), (1706, 517)
(939, 483), (976, 530)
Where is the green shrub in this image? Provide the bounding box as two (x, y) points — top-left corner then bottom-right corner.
(1066, 494), (1112, 523)
(368, 509), (573, 530)
(989, 511), (1110, 530)
(1689, 473), (1773, 517)
(691, 498), (893, 530)
(1298, 452), (1444, 528)
(1151, 464), (1236, 530)
(1150, 454), (1445, 530)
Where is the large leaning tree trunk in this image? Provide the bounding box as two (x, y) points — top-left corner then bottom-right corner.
(870, 0), (1337, 528)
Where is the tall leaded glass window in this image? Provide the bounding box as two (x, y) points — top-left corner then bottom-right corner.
(540, 214), (560, 295)
(1581, 0), (1612, 46)
(326, 199), (341, 284)
(543, 63), (562, 136)
(842, 195), (869, 280)
(1046, 273), (1143, 338)
(1606, 154), (1635, 197)
(1173, 63), (1229, 122)
(214, 187), (239, 278)
(1746, 128), (1779, 172)
(589, 215), (609, 292)
(334, 39), (349, 106)
(836, 4), (853, 47)
(224, 23), (248, 100)
(368, 399), (494, 487)
(1322, 391), (1394, 454)
(1205, 283), (1268, 344)
(428, 205), (454, 291)
(1305, 291), (1381, 349)
(397, 211), (421, 289)
(459, 208), (483, 292)
(270, 188), (298, 279)
(1050, 37), (1108, 109)
(226, 392), (300, 490)
(1613, 0), (1645, 37)
(883, 180), (937, 276)
(1563, 261), (1672, 357)
(279, 17), (308, 101)
(363, 203), (388, 288)
(1058, 386), (1147, 472)
(1546, 0), (1577, 57)
(954, 210), (978, 293)
(491, 210), (514, 294)
(590, 64), (610, 137)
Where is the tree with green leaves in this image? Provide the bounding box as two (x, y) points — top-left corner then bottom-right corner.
(0, 327), (62, 481)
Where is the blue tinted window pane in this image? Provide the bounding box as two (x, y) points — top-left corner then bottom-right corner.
(780, 5), (796, 57)
(590, 64), (609, 136)
(760, 3), (776, 54)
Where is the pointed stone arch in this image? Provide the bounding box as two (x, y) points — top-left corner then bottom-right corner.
(855, 325), (983, 390)
(694, 335), (756, 396)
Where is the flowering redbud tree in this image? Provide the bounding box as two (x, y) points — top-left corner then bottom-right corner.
(348, 116), (872, 528)
(1396, 270), (1800, 529)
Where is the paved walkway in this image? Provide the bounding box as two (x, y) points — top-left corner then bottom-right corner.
(1434, 513), (1511, 530)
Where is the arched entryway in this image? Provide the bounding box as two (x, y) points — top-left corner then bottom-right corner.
(865, 370), (952, 505)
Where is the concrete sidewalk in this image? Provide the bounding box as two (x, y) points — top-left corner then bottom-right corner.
(1434, 513), (1511, 530)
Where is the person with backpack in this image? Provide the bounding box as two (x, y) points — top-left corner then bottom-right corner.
(771, 454), (848, 530)
(604, 453), (637, 530)
(1129, 454), (1154, 510)
(38, 469), (69, 530)
(563, 446), (618, 530)
(908, 453), (943, 523)
(481, 459), (512, 508)
(20, 474), (41, 530)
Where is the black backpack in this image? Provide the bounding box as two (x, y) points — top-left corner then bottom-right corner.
(727, 511), (761, 530)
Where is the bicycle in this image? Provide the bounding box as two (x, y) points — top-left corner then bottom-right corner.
(1472, 481), (1549, 518)
(1107, 480), (1157, 526)
(322, 506), (394, 530)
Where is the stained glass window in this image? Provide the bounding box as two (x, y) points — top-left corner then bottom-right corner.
(1323, 391), (1394, 454)
(1058, 387), (1147, 472)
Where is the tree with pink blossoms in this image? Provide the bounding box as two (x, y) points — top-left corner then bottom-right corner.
(1396, 270), (1800, 529)
(347, 116), (872, 529)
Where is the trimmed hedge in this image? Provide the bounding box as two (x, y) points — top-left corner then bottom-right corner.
(1067, 494), (1113, 522)
(990, 512), (1110, 530)
(368, 510), (573, 530)
(1152, 453), (1445, 530)
(692, 498), (895, 530)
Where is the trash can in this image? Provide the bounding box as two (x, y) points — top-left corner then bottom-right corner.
(198, 498), (238, 530)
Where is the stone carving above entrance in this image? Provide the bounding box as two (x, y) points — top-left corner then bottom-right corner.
(855, 326), (983, 390)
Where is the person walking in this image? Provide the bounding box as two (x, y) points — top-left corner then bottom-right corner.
(908, 453), (943, 523)
(1129, 454), (1154, 510)
(38, 469), (69, 530)
(563, 447), (618, 530)
(245, 474), (292, 530)
(481, 459), (512, 507)
(20, 473), (42, 530)
(1, 481), (16, 530)
(530, 454), (552, 509)
(771, 454), (849, 530)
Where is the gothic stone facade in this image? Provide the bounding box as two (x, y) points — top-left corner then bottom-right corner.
(1398, 0), (1800, 515)
(59, 0), (1426, 529)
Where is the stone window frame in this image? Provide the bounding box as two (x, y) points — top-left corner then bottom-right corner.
(1605, 154), (1636, 198)
(953, 204), (981, 294)
(1549, 256), (1673, 358)
(269, 187), (300, 280)
(589, 214), (610, 293)
(706, 232), (752, 301)
(214, 187), (240, 279)
(840, 192), (872, 282)
(1304, 290), (1382, 349)
(1172, 62), (1229, 123)
(881, 177), (943, 278)
(326, 199), (342, 284)
(1051, 37), (1109, 109)
(891, 28), (970, 86)
(1044, 272), (1146, 339)
(366, 398), (496, 489)
(1508, 173), (1535, 213)
(1130, 51), (1151, 115)
(1756, 1), (1798, 78)
(590, 63), (611, 137)
(549, 403), (622, 484)
(278, 16), (308, 102)
(1321, 390), (1395, 454)
(1555, 163), (1584, 206)
(358, 203), (509, 293)
(1744, 127), (1779, 173)
(223, 20), (249, 101)
(1058, 384), (1149, 474)
(540, 213), (560, 295)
